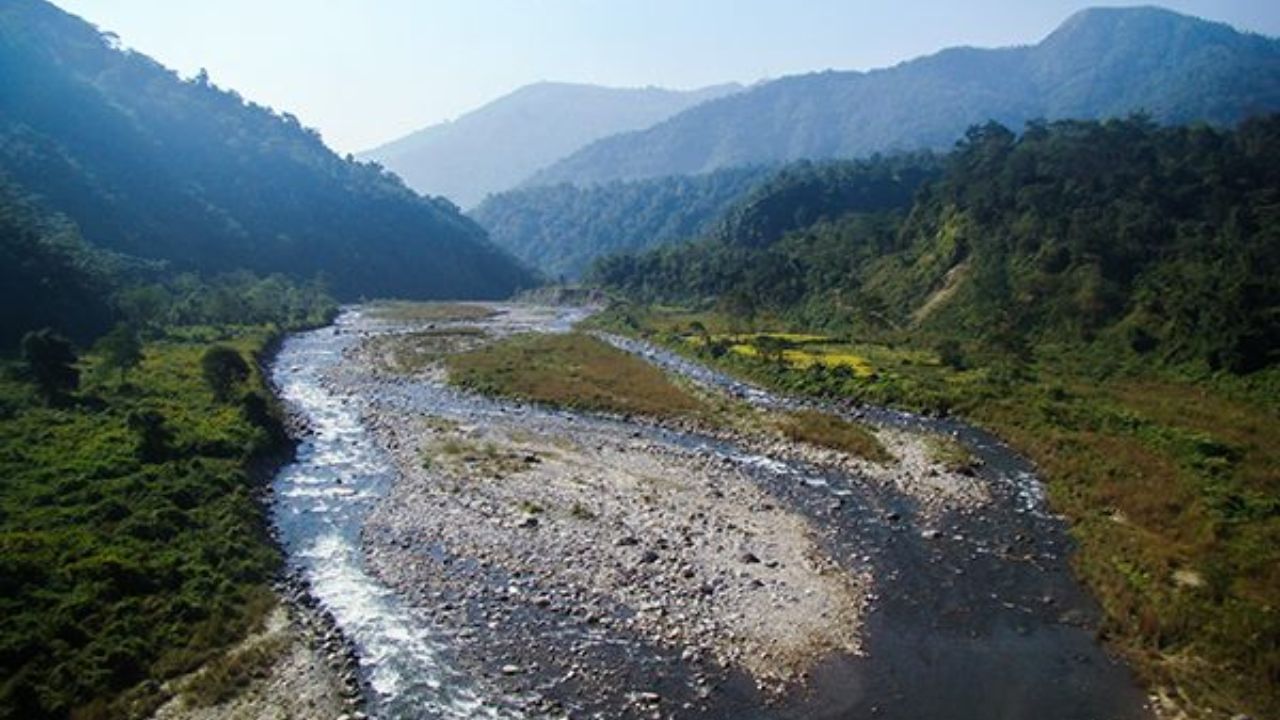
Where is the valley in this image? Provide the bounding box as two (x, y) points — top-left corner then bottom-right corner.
(0, 2), (1275, 718)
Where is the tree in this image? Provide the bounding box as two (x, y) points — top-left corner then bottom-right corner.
(20, 328), (79, 403)
(127, 408), (172, 462)
(754, 335), (788, 364)
(95, 324), (143, 382)
(200, 346), (250, 401)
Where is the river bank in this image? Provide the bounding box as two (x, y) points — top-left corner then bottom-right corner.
(271, 302), (1155, 719)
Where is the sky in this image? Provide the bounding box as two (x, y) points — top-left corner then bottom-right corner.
(50, 1), (1280, 155)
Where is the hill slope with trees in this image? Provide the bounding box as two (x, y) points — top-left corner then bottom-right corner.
(470, 166), (773, 279)
(0, 0), (535, 302)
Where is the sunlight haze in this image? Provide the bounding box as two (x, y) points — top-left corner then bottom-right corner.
(48, 0), (1280, 153)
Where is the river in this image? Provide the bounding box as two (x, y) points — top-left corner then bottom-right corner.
(269, 304), (1153, 719)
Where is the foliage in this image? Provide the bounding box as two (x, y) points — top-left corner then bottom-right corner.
(593, 116), (1280, 375)
(93, 324), (142, 382)
(0, 176), (120, 348)
(115, 273), (339, 332)
(200, 347), (251, 402)
(19, 328), (78, 403)
(778, 410), (893, 464)
(471, 166), (773, 279)
(0, 328), (287, 719)
(0, 0), (534, 300)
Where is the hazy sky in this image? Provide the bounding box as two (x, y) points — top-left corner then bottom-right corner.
(50, 1), (1280, 154)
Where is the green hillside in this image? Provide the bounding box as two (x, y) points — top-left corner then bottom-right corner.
(0, 0), (535, 302)
(471, 166), (772, 279)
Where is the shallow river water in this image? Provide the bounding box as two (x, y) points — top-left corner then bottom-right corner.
(270, 305), (1153, 719)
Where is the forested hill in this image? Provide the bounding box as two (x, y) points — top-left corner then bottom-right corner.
(0, 175), (119, 345)
(362, 82), (742, 208)
(592, 116), (1280, 374)
(470, 166), (773, 279)
(534, 6), (1280, 186)
(0, 0), (535, 301)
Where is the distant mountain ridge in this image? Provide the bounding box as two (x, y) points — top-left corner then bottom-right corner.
(470, 166), (774, 280)
(531, 6), (1280, 185)
(361, 81), (742, 208)
(0, 0), (535, 301)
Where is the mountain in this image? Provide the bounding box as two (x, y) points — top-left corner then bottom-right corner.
(0, 0), (535, 301)
(592, 116), (1280, 373)
(470, 166), (773, 279)
(534, 7), (1280, 185)
(360, 81), (742, 208)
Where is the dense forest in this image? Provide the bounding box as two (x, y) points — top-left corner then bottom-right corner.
(471, 166), (773, 279)
(0, 0), (535, 301)
(533, 7), (1280, 185)
(590, 115), (1280, 717)
(0, 176), (119, 346)
(594, 116), (1279, 373)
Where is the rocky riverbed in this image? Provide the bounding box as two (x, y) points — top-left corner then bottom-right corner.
(270, 303), (1156, 719)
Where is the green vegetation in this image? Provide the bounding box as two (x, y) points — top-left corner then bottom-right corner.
(446, 332), (706, 419)
(471, 166), (773, 279)
(0, 183), (335, 718)
(924, 435), (978, 474)
(589, 116), (1280, 718)
(200, 347), (251, 402)
(19, 328), (80, 404)
(176, 622), (290, 709)
(0, 327), (293, 719)
(93, 326), (143, 384)
(425, 436), (541, 481)
(367, 301), (498, 324)
(593, 117), (1278, 374)
(1, 161), (338, 348)
(778, 410), (893, 464)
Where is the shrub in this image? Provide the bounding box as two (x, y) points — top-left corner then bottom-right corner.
(200, 346), (250, 401)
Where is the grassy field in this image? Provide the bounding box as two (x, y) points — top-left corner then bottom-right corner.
(444, 331), (898, 466)
(366, 301), (497, 324)
(589, 304), (1280, 720)
(0, 328), (288, 719)
(779, 409), (893, 464)
(446, 332), (707, 418)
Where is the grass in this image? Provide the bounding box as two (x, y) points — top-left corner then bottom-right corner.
(0, 328), (287, 720)
(925, 435), (979, 474)
(366, 301), (497, 324)
(446, 332), (707, 419)
(366, 327), (486, 375)
(592, 304), (1280, 720)
(176, 600), (287, 708)
(425, 436), (540, 479)
(778, 409), (894, 464)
